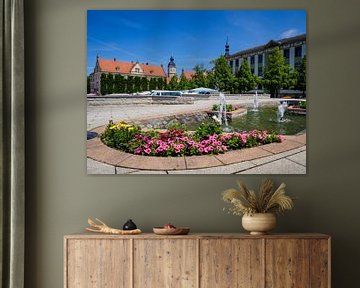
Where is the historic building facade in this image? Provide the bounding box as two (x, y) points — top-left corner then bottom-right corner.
(90, 56), (176, 94)
(225, 34), (306, 77)
(167, 56), (177, 80)
(89, 55), (194, 94)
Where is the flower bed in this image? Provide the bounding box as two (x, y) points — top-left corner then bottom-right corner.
(100, 120), (285, 157)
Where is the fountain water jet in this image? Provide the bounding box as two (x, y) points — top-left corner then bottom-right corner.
(218, 92), (232, 132)
(253, 90), (259, 111)
(277, 101), (288, 122)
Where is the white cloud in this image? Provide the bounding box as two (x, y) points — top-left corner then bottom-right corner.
(87, 36), (140, 59)
(280, 29), (299, 39)
(118, 18), (144, 30)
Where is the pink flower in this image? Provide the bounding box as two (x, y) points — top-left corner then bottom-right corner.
(144, 148), (152, 154)
(134, 147), (143, 154)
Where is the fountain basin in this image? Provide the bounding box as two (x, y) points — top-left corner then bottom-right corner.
(189, 107), (306, 136)
(228, 107), (306, 135)
(287, 107), (306, 115)
(206, 107), (247, 122)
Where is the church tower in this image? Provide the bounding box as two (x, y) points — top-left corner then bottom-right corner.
(225, 37), (230, 57)
(167, 56), (177, 79)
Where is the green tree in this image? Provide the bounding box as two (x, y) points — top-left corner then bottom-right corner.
(119, 75), (126, 93)
(114, 74), (126, 93)
(141, 77), (149, 91)
(149, 78), (157, 90)
(134, 76), (141, 92)
(107, 74), (114, 94)
(126, 76), (134, 94)
(192, 64), (208, 88)
(212, 55), (235, 92)
(295, 55), (306, 96)
(284, 67), (298, 89)
(157, 78), (166, 90)
(262, 48), (292, 97)
(100, 73), (108, 95)
(178, 73), (190, 90)
(235, 60), (257, 93)
(206, 70), (216, 89)
(168, 75), (178, 90)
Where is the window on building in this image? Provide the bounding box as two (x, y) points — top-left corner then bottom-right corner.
(135, 68), (140, 73)
(250, 56), (255, 64)
(258, 54), (263, 63)
(295, 46), (302, 57)
(235, 59), (239, 67)
(283, 48), (290, 59)
(283, 48), (290, 65)
(229, 60), (233, 68)
(295, 60), (301, 70)
(258, 66), (263, 77)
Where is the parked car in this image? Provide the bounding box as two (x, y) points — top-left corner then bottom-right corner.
(150, 90), (182, 96)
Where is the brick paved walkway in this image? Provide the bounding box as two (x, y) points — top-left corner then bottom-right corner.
(87, 97), (306, 174)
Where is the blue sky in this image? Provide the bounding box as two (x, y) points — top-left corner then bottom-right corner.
(87, 10), (306, 75)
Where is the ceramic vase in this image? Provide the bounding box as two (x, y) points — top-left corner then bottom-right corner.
(242, 213), (276, 235)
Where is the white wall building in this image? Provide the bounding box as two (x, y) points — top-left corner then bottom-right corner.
(225, 34), (306, 77)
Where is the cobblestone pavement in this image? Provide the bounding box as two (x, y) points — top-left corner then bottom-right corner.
(87, 96), (278, 130)
(87, 146), (306, 175)
(87, 97), (306, 174)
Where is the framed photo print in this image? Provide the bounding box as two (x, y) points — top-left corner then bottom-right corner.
(87, 10), (307, 175)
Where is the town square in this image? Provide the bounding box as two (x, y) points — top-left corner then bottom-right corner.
(87, 10), (307, 174)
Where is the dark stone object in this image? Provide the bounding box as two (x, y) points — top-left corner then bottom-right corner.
(123, 219), (137, 230)
(87, 131), (98, 140)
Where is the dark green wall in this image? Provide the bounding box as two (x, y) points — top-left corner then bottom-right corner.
(25, 0), (360, 287)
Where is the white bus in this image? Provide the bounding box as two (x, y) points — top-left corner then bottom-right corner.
(150, 90), (182, 96)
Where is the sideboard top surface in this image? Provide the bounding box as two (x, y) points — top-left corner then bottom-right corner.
(64, 232), (330, 240)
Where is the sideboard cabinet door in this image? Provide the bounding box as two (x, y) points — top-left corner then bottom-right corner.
(265, 239), (330, 288)
(133, 239), (198, 288)
(66, 239), (131, 288)
(200, 239), (264, 288)
(64, 234), (330, 288)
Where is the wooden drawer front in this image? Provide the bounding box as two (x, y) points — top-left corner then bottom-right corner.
(133, 239), (198, 288)
(309, 239), (330, 288)
(66, 239), (131, 288)
(266, 239), (309, 287)
(200, 239), (264, 288)
(265, 238), (330, 287)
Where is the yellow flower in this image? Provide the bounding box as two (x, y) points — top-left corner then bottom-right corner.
(108, 121), (134, 131)
(117, 122), (131, 128)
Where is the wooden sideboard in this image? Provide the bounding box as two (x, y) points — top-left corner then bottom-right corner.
(64, 233), (330, 288)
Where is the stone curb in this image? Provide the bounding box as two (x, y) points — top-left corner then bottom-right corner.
(87, 133), (306, 171)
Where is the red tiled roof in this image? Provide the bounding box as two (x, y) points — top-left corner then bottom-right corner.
(98, 58), (166, 77)
(183, 71), (194, 80)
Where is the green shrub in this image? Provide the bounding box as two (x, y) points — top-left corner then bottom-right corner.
(100, 120), (141, 151)
(194, 121), (223, 140)
(143, 129), (160, 138)
(212, 104), (234, 112)
(167, 120), (187, 132)
(224, 135), (242, 149)
(299, 101), (306, 109)
(263, 132), (282, 144)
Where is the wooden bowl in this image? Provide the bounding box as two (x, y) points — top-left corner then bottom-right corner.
(153, 227), (190, 235)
